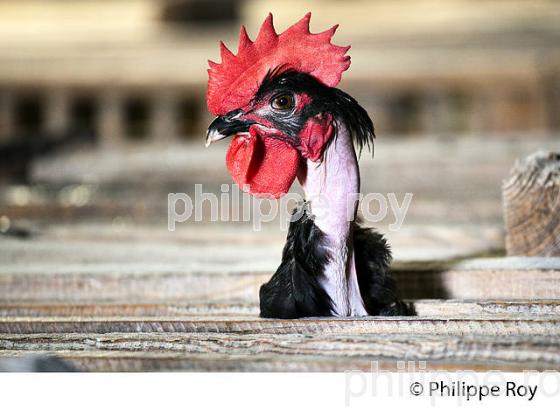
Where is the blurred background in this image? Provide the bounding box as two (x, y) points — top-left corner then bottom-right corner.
(1, 0), (560, 258)
(2, 1), (560, 373)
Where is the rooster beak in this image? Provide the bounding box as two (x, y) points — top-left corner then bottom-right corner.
(205, 110), (255, 147)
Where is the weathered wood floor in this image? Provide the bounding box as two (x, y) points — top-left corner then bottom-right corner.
(1, 229), (559, 371)
(0, 299), (559, 371)
(2, 139), (560, 371)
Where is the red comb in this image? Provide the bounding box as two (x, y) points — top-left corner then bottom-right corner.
(207, 12), (351, 116)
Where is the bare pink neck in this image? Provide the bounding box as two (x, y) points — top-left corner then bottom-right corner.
(297, 123), (365, 316)
(297, 123), (360, 237)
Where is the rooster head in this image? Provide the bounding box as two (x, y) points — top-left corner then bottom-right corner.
(206, 13), (372, 198)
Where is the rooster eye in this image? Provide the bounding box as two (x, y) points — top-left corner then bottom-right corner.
(271, 94), (295, 111)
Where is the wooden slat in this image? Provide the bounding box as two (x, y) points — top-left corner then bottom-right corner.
(0, 350), (550, 372)
(1, 258), (559, 302)
(0, 302), (260, 318)
(503, 151), (560, 256)
(1, 332), (559, 371)
(412, 299), (560, 317)
(0, 316), (557, 336)
(2, 299), (560, 318)
(396, 268), (560, 299)
(0, 269), (267, 304)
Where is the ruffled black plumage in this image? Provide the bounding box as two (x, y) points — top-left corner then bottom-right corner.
(259, 204), (414, 318)
(259, 205), (333, 318)
(353, 226), (415, 316)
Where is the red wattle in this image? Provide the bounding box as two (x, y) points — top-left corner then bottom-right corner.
(226, 132), (300, 198)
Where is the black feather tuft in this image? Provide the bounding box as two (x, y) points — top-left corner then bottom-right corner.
(353, 226), (415, 316)
(329, 88), (375, 157)
(259, 203), (333, 318)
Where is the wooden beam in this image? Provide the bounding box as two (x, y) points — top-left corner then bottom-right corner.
(0, 302), (260, 318)
(2, 299), (560, 318)
(0, 316), (557, 336)
(0, 350), (551, 372)
(0, 332), (559, 371)
(412, 299), (560, 317)
(503, 151), (560, 256)
(1, 258), (559, 303)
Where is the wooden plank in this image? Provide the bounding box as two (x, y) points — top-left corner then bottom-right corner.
(1, 258), (559, 302)
(0, 332), (559, 371)
(0, 316), (557, 336)
(0, 350), (550, 372)
(0, 229), (504, 270)
(395, 268), (560, 299)
(0, 270), (267, 303)
(413, 299), (560, 317)
(503, 151), (560, 256)
(2, 299), (560, 318)
(0, 302), (260, 318)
